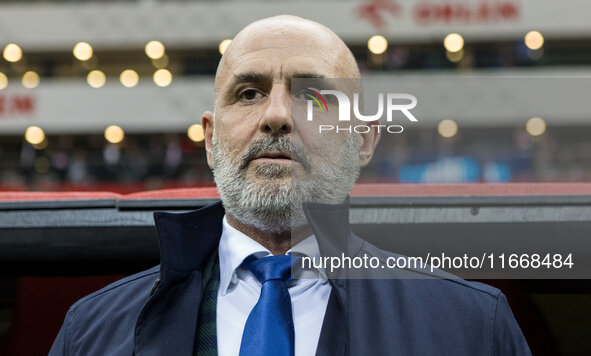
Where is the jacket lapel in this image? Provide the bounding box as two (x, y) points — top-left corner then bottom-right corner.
(303, 198), (360, 356)
(315, 284), (347, 356)
(134, 203), (225, 356)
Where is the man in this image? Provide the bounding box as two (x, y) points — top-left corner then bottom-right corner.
(50, 15), (530, 356)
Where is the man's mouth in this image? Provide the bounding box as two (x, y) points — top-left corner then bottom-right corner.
(252, 151), (294, 164)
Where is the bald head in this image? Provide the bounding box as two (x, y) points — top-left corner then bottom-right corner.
(214, 15), (360, 99)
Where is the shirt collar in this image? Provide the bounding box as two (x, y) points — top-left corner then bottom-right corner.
(218, 215), (325, 296)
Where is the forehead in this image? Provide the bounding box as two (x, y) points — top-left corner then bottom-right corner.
(219, 25), (348, 86)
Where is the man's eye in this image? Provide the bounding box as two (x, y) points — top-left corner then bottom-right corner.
(239, 89), (264, 102)
(292, 88), (305, 98)
(293, 90), (309, 100)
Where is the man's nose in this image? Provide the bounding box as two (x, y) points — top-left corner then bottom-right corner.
(259, 84), (292, 135)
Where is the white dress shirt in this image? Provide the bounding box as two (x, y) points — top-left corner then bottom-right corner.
(217, 215), (331, 356)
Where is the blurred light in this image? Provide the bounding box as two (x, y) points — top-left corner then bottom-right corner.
(443, 33), (464, 53)
(438, 119), (458, 138)
(87, 70), (106, 88)
(526, 117), (546, 136)
(22, 71), (40, 89)
(0, 72), (7, 90)
(3, 44), (22, 62)
(145, 41), (165, 59)
(33, 156), (50, 173)
(446, 49), (464, 62)
(104, 125), (125, 143)
(367, 35), (388, 55)
(219, 39), (232, 55)
(73, 42), (93, 61)
(153, 69), (172, 87)
(151, 54), (169, 69)
(25, 126), (45, 145)
(120, 70), (139, 88)
(187, 124), (205, 142)
(524, 31), (544, 50)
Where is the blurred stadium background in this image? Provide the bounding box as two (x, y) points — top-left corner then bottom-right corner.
(1, 0), (591, 355)
(0, 0), (590, 193)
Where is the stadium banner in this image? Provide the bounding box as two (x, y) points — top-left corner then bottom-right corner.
(0, 0), (590, 50)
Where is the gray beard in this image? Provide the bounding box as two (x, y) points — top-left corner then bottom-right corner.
(211, 133), (360, 233)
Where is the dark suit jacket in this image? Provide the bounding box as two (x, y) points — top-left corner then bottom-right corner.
(49, 199), (531, 355)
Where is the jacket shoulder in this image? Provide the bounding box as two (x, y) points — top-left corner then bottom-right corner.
(70, 265), (160, 312)
(50, 266), (161, 356)
(350, 239), (531, 355)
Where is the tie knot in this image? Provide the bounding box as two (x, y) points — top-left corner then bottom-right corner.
(242, 255), (301, 285)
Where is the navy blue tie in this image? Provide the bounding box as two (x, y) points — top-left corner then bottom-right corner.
(239, 255), (299, 356)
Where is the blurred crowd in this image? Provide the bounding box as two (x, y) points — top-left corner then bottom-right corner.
(0, 134), (213, 192)
(2, 125), (590, 193)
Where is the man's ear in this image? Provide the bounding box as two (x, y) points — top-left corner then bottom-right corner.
(202, 111), (214, 169)
(358, 120), (381, 167)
